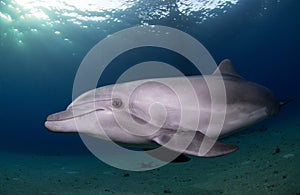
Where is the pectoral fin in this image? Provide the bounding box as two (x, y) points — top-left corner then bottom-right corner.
(152, 130), (238, 157)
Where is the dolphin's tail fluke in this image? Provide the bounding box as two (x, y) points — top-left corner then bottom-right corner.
(279, 97), (294, 108)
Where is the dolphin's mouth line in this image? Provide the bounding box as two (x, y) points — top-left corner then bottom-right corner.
(68, 99), (112, 109)
(46, 108), (105, 122)
(48, 99), (113, 122)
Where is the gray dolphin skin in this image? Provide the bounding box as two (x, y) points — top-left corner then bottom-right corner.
(45, 59), (285, 158)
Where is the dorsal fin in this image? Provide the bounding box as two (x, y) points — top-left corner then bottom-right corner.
(213, 59), (243, 79)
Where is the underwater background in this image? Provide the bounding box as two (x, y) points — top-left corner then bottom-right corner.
(0, 0), (300, 194)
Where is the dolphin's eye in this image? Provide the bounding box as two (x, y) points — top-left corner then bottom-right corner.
(112, 98), (122, 108)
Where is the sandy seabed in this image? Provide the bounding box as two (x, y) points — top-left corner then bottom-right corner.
(1, 113), (299, 195)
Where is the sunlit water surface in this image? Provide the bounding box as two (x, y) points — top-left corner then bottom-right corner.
(0, 0), (242, 46)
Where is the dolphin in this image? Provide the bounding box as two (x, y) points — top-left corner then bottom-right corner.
(45, 59), (288, 158)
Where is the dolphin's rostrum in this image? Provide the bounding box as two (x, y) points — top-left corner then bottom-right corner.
(45, 59), (286, 159)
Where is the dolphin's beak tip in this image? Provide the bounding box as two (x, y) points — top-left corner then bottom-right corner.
(44, 120), (53, 131)
(45, 114), (59, 131)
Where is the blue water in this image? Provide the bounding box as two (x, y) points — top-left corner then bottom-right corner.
(0, 0), (299, 190)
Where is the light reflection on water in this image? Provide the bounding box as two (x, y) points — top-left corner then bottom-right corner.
(0, 0), (240, 46)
